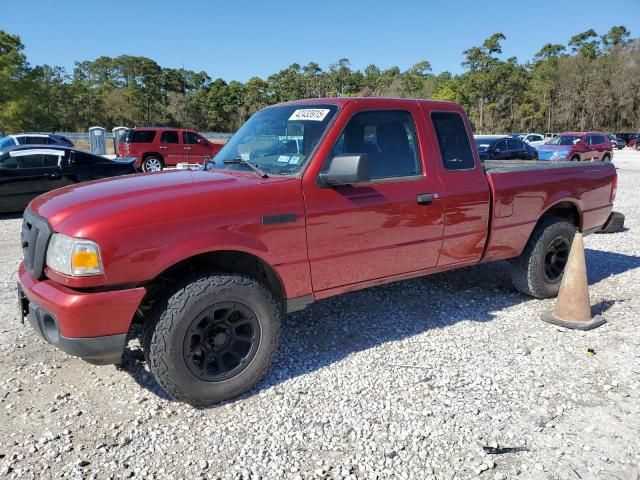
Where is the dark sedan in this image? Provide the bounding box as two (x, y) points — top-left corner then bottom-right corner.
(0, 133), (74, 152)
(0, 145), (136, 213)
(607, 134), (626, 150)
(474, 135), (538, 160)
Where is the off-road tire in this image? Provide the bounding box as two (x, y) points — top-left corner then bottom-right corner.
(510, 216), (576, 298)
(142, 273), (281, 406)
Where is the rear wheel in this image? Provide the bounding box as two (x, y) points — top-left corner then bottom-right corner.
(510, 216), (576, 298)
(143, 273), (281, 406)
(141, 156), (164, 172)
(602, 153), (611, 162)
(570, 155), (580, 162)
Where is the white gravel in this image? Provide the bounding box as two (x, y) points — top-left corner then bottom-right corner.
(1, 151), (639, 479)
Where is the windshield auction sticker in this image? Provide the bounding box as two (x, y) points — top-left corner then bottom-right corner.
(289, 109), (330, 121)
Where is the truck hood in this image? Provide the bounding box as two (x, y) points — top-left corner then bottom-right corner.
(29, 170), (281, 235)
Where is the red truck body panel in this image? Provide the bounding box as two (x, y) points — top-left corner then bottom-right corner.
(20, 98), (616, 344)
(483, 164), (615, 262)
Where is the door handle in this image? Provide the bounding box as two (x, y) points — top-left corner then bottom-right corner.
(48, 173), (61, 179)
(159, 146), (168, 150)
(184, 147), (192, 150)
(417, 193), (435, 205)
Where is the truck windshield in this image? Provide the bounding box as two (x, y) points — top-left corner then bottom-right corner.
(208, 104), (338, 176)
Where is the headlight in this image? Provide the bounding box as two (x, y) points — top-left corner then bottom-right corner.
(46, 233), (103, 276)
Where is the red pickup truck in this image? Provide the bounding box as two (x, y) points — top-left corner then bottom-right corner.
(18, 98), (617, 406)
(118, 127), (223, 172)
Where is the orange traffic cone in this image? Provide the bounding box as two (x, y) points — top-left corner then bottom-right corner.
(541, 232), (606, 330)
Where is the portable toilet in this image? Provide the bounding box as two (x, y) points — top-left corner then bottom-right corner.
(88, 126), (106, 155)
(112, 126), (130, 155)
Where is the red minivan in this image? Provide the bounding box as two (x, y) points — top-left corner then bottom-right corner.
(118, 128), (223, 172)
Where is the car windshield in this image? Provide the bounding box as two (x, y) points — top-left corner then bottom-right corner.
(208, 104), (338, 176)
(0, 136), (15, 149)
(547, 135), (579, 146)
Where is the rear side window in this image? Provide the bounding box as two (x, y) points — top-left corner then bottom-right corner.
(27, 136), (49, 145)
(431, 112), (475, 170)
(507, 138), (522, 150)
(129, 131), (156, 143)
(160, 131), (179, 144)
(15, 154), (60, 168)
(183, 131), (202, 144)
(593, 135), (606, 145)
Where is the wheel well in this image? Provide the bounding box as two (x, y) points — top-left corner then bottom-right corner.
(142, 152), (164, 163)
(135, 251), (285, 322)
(541, 201), (581, 229)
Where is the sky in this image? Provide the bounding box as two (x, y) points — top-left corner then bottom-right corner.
(3, 0), (639, 81)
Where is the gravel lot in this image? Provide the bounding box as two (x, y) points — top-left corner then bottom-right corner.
(1, 152), (639, 480)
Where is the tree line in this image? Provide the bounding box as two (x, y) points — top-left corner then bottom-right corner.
(0, 26), (638, 135)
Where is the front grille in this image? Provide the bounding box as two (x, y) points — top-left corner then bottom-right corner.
(21, 209), (53, 279)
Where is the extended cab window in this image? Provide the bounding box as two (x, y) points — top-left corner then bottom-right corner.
(431, 112), (475, 170)
(329, 110), (421, 180)
(161, 131), (179, 143)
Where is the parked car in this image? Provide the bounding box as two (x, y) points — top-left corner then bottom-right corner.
(608, 134), (626, 150)
(511, 133), (546, 148)
(537, 132), (613, 162)
(475, 135), (538, 160)
(615, 132), (638, 146)
(117, 127), (223, 172)
(0, 145), (136, 213)
(18, 98), (617, 406)
(0, 133), (74, 152)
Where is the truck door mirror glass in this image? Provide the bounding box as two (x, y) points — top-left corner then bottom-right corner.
(318, 154), (371, 187)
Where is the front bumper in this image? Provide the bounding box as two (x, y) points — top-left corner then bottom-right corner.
(18, 264), (146, 365)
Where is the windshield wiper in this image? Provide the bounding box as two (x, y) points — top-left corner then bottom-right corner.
(222, 158), (269, 178)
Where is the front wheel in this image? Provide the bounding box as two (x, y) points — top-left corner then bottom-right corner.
(510, 216), (576, 298)
(143, 273), (281, 406)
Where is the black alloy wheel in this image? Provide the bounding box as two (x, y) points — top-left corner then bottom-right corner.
(543, 236), (570, 283)
(183, 301), (260, 382)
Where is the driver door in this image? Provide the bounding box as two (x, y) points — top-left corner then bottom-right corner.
(302, 107), (444, 293)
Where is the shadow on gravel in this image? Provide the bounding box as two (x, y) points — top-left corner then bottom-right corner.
(120, 248), (640, 404)
(0, 213), (23, 221)
(585, 248), (640, 284)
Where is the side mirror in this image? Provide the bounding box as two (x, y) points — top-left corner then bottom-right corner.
(318, 154), (370, 187)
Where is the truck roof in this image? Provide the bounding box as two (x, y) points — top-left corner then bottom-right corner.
(280, 97), (460, 108)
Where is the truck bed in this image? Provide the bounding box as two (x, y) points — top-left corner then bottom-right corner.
(481, 159), (616, 262)
(483, 159), (613, 172)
